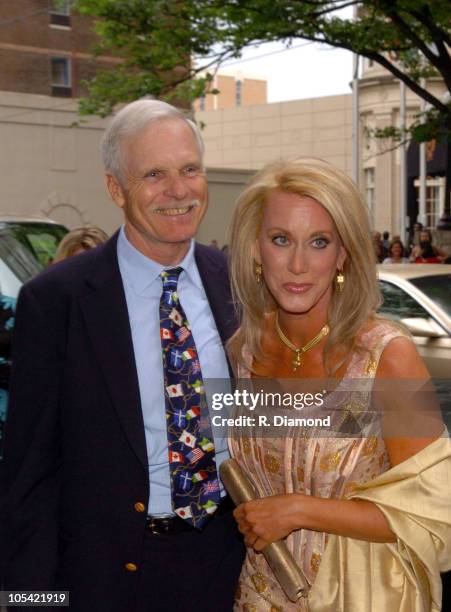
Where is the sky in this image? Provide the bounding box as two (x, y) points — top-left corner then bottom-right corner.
(209, 1), (355, 104)
(217, 40), (354, 103)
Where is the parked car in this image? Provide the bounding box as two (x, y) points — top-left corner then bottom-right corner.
(0, 217), (68, 298)
(0, 217), (68, 457)
(377, 264), (451, 378)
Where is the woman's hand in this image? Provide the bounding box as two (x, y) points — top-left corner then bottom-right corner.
(409, 245), (421, 261)
(233, 494), (303, 551)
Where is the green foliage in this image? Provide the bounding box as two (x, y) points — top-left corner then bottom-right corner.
(51, 0), (70, 11)
(75, 0), (451, 140)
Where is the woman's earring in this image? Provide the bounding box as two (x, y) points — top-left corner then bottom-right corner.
(255, 263), (263, 283)
(336, 270), (345, 292)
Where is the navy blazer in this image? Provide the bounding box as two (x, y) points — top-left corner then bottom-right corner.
(2, 232), (239, 610)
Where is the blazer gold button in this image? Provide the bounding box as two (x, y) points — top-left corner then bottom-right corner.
(125, 563), (138, 572)
(134, 502), (146, 513)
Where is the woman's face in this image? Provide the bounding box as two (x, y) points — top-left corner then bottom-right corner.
(255, 189), (346, 316)
(391, 242), (403, 258)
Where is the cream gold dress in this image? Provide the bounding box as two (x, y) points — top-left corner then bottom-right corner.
(229, 321), (451, 612)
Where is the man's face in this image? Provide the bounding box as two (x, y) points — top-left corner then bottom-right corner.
(419, 230), (430, 244)
(106, 118), (208, 264)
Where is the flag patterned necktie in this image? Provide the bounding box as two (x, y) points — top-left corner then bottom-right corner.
(160, 267), (221, 528)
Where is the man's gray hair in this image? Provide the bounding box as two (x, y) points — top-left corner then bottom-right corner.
(101, 99), (205, 179)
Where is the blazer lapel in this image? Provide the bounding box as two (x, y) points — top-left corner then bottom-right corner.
(194, 244), (238, 378)
(194, 244), (237, 344)
(78, 234), (148, 473)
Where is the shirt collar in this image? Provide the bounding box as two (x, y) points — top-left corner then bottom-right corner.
(117, 225), (200, 295)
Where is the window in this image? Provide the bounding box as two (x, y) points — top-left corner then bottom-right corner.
(235, 79), (242, 107)
(0, 231), (42, 284)
(51, 57), (72, 96)
(0, 222), (68, 268)
(410, 275), (451, 318)
(414, 176), (445, 230)
(199, 94), (206, 112)
(49, 0), (71, 26)
(378, 281), (430, 321)
(364, 167), (375, 219)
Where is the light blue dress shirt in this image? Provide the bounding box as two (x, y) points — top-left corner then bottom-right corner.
(117, 226), (230, 515)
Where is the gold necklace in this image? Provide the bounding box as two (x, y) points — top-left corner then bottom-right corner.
(275, 311), (330, 372)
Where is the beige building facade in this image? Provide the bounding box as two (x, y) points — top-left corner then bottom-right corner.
(193, 71), (267, 113)
(358, 59), (447, 237)
(0, 91), (116, 230)
(196, 93), (353, 175)
(0, 91), (253, 246)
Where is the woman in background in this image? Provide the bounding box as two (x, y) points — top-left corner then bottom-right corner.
(53, 226), (108, 263)
(382, 239), (409, 264)
(227, 157), (450, 611)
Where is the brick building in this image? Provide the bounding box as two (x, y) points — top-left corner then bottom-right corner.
(0, 0), (118, 98)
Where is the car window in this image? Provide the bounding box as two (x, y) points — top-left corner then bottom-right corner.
(378, 280), (430, 320)
(0, 231), (43, 283)
(5, 223), (67, 267)
(410, 275), (451, 318)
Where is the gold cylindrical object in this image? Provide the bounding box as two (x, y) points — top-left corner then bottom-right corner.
(220, 458), (308, 602)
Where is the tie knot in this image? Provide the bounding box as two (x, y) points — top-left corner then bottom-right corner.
(161, 267), (183, 289)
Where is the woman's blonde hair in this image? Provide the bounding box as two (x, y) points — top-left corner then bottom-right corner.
(227, 157), (382, 373)
(54, 226), (109, 263)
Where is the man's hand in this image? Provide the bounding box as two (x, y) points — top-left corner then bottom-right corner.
(233, 494), (303, 551)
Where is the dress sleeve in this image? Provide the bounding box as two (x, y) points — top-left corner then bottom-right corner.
(309, 435), (451, 612)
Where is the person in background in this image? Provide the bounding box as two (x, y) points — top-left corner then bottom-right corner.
(382, 231), (390, 251)
(372, 231), (387, 263)
(407, 221), (423, 255)
(210, 239), (220, 249)
(409, 229), (447, 263)
(382, 239), (409, 264)
(53, 226), (109, 263)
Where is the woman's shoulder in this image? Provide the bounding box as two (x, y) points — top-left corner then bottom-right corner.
(359, 317), (410, 345)
(356, 318), (412, 365)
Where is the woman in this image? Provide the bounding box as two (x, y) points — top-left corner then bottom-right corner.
(53, 225), (109, 263)
(409, 229), (446, 263)
(382, 239), (409, 264)
(227, 157), (450, 611)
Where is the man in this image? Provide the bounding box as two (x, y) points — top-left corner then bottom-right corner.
(372, 230), (387, 263)
(2, 100), (244, 611)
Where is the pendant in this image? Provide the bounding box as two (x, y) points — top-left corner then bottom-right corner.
(292, 351), (303, 372)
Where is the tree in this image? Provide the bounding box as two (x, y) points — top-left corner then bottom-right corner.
(76, 0), (450, 138)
